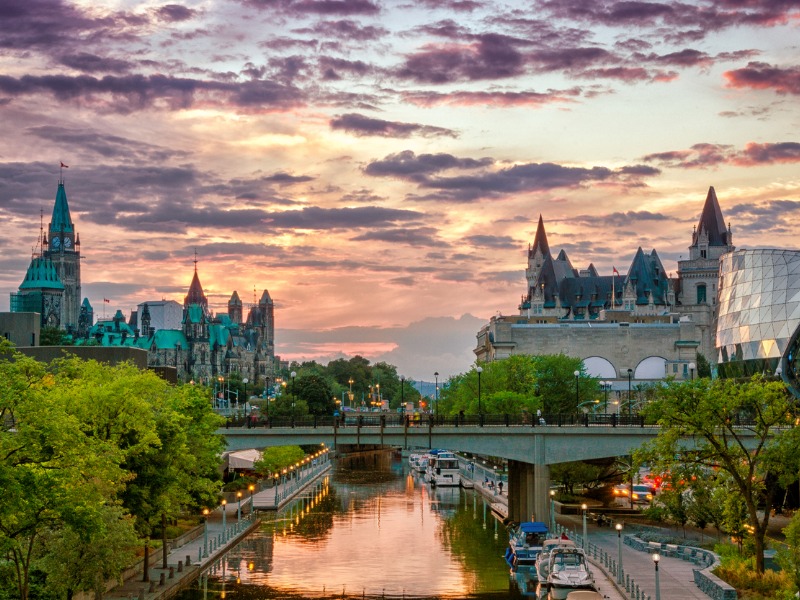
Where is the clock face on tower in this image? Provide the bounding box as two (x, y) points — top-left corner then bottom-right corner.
(52, 236), (60, 248)
(64, 237), (72, 248)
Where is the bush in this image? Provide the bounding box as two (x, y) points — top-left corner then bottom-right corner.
(641, 504), (668, 523)
(714, 543), (793, 598)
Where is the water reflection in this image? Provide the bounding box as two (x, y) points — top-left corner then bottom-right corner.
(177, 451), (520, 599)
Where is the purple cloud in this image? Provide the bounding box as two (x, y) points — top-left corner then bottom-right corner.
(364, 151), (493, 179)
(330, 113), (457, 138)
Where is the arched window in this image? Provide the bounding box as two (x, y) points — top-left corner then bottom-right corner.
(696, 283), (707, 304)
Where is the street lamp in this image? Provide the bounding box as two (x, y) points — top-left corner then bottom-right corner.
(477, 366), (483, 414)
(242, 377), (249, 414)
(688, 362), (695, 381)
(653, 552), (661, 600)
(221, 499), (227, 541)
(434, 371), (439, 418)
(574, 370), (580, 407)
(249, 484), (256, 514)
(581, 503), (588, 549)
(602, 381), (610, 413)
(616, 522), (623, 583)
(237, 491), (242, 523)
(400, 375), (405, 409)
(290, 371), (297, 420)
(348, 377), (354, 408)
(202, 508), (209, 557)
(549, 489), (556, 531)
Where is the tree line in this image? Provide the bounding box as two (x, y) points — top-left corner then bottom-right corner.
(0, 339), (225, 600)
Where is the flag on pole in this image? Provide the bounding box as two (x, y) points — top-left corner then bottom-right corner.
(103, 298), (110, 303)
(60, 162), (69, 168)
(612, 267), (618, 308)
(612, 266), (619, 275)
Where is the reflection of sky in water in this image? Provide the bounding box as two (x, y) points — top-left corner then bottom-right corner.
(205, 458), (511, 599)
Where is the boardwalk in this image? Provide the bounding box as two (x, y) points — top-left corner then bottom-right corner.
(102, 462), (332, 600)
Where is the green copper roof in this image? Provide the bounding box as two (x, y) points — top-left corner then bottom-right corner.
(50, 182), (74, 233)
(19, 257), (65, 290)
(185, 303), (205, 324)
(151, 329), (188, 350)
(209, 324), (230, 348)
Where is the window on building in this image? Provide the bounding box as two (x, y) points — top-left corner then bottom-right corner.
(701, 249), (707, 258)
(697, 283), (707, 304)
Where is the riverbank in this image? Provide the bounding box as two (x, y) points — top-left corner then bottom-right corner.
(100, 462), (332, 600)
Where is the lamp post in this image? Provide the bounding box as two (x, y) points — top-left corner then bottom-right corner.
(221, 499), (227, 541)
(602, 381), (610, 413)
(400, 375), (405, 409)
(574, 370), (580, 407)
(218, 375), (224, 410)
(242, 377), (249, 415)
(237, 491), (242, 523)
(626, 368), (633, 413)
(688, 362), (695, 381)
(348, 378), (354, 408)
(290, 371), (297, 420)
(616, 523), (624, 583)
(776, 365), (783, 380)
(434, 371), (439, 418)
(249, 483), (255, 514)
(550, 489), (556, 531)
(653, 553), (661, 600)
(581, 503), (588, 549)
(477, 366), (483, 414)
(202, 508), (209, 557)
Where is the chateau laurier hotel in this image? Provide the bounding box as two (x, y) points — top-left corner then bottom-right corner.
(475, 187), (733, 389)
(4, 174), (279, 388)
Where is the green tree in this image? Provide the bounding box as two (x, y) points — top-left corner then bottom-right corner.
(253, 446), (307, 477)
(40, 326), (69, 346)
(777, 511), (800, 594)
(294, 375), (335, 415)
(551, 461), (606, 496)
(636, 375), (800, 573)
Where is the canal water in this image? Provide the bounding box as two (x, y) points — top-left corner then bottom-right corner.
(176, 451), (523, 599)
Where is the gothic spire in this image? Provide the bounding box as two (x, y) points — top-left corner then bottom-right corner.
(692, 186), (730, 247)
(531, 214), (550, 257)
(49, 181), (74, 234)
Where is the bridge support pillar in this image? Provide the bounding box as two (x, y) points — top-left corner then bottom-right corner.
(508, 461), (550, 526)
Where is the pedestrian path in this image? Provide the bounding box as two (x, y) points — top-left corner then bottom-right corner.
(558, 513), (709, 600)
(102, 462), (332, 600)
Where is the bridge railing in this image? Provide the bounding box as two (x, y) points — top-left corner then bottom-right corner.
(222, 411), (657, 429)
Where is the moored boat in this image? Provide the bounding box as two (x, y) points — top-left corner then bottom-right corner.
(504, 521), (549, 570)
(542, 547), (596, 600)
(534, 537), (577, 584)
(424, 450), (461, 486)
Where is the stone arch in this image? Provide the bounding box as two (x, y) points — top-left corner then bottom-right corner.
(634, 356), (668, 379)
(583, 356), (616, 379)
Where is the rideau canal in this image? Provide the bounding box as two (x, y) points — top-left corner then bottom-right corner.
(176, 451), (523, 600)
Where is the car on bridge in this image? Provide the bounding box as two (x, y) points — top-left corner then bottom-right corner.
(612, 483), (655, 504)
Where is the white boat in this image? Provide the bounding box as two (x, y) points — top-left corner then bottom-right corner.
(534, 537), (577, 583)
(541, 547), (596, 600)
(424, 451), (461, 486)
(409, 453), (428, 473)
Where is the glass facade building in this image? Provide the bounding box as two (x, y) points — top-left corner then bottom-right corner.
(716, 249), (800, 394)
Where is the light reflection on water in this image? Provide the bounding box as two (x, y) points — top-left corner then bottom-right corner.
(177, 451), (520, 600)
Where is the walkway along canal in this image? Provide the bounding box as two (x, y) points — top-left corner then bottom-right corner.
(101, 452), (333, 600)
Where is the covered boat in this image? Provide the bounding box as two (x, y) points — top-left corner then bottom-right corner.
(504, 521), (549, 570)
(542, 547), (596, 600)
(534, 537), (577, 583)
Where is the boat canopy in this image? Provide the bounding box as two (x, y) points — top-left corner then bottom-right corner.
(519, 522), (549, 534)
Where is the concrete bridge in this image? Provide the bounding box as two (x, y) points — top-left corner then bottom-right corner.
(218, 415), (759, 530)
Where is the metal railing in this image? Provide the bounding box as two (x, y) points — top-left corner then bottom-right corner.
(223, 411), (654, 429)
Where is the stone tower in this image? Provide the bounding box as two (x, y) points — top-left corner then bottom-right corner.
(43, 178), (81, 331)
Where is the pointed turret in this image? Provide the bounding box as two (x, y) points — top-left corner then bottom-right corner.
(692, 186), (730, 248)
(530, 215), (550, 257)
(228, 290), (243, 324)
(50, 182), (74, 234)
(184, 269), (208, 310)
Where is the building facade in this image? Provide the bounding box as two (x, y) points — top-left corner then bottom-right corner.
(716, 249), (800, 396)
(476, 187), (733, 386)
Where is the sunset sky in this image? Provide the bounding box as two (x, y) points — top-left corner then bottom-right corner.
(1, 0), (800, 382)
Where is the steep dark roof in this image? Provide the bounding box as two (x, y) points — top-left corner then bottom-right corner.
(259, 289), (272, 305)
(184, 269), (208, 309)
(229, 290), (242, 306)
(627, 248), (670, 305)
(692, 186), (730, 247)
(530, 215), (550, 256)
